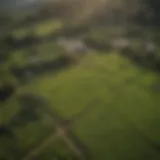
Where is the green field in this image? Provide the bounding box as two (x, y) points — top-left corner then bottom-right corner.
(2, 50), (160, 159)
(14, 52), (160, 159)
(1, 15), (160, 159)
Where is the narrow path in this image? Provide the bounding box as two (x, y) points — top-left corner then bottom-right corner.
(20, 94), (91, 160)
(59, 127), (91, 160)
(21, 126), (90, 160)
(22, 131), (60, 160)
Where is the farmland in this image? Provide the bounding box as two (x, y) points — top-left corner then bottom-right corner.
(17, 52), (160, 159)
(1, 13), (160, 160)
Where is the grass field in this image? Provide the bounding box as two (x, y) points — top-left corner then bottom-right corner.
(2, 16), (160, 159)
(15, 52), (160, 159)
(1, 50), (160, 159)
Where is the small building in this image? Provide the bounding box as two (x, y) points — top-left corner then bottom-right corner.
(57, 37), (88, 54)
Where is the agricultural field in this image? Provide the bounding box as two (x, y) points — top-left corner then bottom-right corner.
(1, 14), (160, 160)
(15, 52), (160, 159)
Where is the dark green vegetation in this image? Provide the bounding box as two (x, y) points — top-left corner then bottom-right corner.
(1, 4), (160, 159)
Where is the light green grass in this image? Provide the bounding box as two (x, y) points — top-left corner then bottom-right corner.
(73, 104), (160, 160)
(71, 54), (160, 160)
(17, 53), (160, 159)
(18, 53), (160, 117)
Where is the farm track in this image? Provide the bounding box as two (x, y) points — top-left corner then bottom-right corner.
(20, 94), (91, 160)
(22, 131), (59, 160)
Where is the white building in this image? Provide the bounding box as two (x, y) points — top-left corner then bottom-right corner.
(57, 37), (88, 53)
